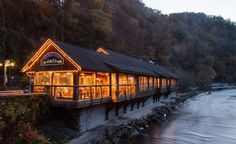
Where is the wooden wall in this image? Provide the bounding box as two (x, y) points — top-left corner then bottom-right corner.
(28, 45), (77, 72)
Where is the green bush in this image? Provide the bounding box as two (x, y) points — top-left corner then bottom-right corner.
(0, 95), (51, 144)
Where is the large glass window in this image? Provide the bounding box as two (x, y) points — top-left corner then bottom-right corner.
(171, 79), (176, 88)
(96, 72), (109, 98)
(154, 78), (158, 89)
(111, 73), (117, 98)
(118, 74), (136, 96)
(34, 72), (52, 93)
(162, 78), (167, 88)
(128, 75), (136, 95)
(79, 72), (95, 99)
(119, 74), (127, 96)
(79, 72), (95, 86)
(34, 71), (74, 99)
(139, 76), (148, 91)
(79, 72), (110, 99)
(53, 72), (73, 99)
(149, 77), (153, 90)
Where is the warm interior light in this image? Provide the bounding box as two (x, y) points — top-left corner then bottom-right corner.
(21, 39), (82, 72)
(10, 63), (15, 66)
(0, 63), (2, 67)
(96, 47), (109, 55)
(81, 73), (85, 76)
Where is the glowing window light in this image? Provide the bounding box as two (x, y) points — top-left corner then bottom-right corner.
(21, 39), (82, 72)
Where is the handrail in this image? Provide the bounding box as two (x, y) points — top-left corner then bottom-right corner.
(33, 84), (176, 101)
(33, 84), (136, 87)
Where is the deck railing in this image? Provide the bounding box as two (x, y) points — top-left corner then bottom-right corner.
(33, 84), (171, 101)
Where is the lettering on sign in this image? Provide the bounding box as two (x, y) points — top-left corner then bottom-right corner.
(40, 52), (64, 66)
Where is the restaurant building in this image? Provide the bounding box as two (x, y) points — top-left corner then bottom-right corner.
(22, 39), (178, 132)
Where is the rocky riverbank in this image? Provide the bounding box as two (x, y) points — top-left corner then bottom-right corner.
(68, 91), (198, 144)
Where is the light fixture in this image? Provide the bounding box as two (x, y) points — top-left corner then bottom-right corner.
(81, 73), (85, 76)
(0, 63), (2, 67)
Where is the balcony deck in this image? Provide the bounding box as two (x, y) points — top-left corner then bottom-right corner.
(32, 84), (176, 108)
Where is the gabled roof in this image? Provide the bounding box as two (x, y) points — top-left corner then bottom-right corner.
(98, 49), (178, 79)
(54, 41), (113, 72)
(22, 39), (178, 79)
(98, 49), (157, 76)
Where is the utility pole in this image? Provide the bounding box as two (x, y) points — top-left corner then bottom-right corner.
(0, 60), (15, 87)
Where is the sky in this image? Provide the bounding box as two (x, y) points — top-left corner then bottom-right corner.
(142, 0), (236, 22)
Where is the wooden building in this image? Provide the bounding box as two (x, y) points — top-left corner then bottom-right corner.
(22, 39), (178, 131)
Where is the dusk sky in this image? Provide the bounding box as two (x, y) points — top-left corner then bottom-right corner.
(142, 0), (236, 22)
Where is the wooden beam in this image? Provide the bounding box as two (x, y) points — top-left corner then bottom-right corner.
(116, 73), (119, 97)
(105, 103), (114, 120)
(123, 101), (127, 113)
(115, 102), (123, 116)
(73, 72), (79, 101)
(109, 73), (112, 98)
(136, 75), (139, 97)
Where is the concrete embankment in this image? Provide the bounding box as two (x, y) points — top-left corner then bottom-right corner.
(68, 91), (198, 144)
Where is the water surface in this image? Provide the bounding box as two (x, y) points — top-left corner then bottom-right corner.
(122, 89), (236, 144)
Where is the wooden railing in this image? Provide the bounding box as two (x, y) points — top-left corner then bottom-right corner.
(33, 84), (173, 102)
(33, 85), (110, 100)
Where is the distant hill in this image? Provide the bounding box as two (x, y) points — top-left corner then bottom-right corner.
(0, 0), (235, 88)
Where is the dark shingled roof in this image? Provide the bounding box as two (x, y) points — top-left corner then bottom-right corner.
(54, 40), (178, 79)
(54, 40), (113, 72)
(98, 50), (157, 76)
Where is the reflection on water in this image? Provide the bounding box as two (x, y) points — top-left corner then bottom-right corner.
(122, 89), (236, 144)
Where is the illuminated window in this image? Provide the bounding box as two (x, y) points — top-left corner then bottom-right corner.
(79, 72), (95, 86)
(139, 76), (148, 91)
(162, 78), (167, 88)
(78, 72), (110, 99)
(128, 75), (136, 95)
(53, 72), (73, 99)
(34, 72), (52, 93)
(96, 72), (110, 98)
(118, 74), (136, 96)
(149, 77), (153, 90)
(171, 79), (176, 88)
(154, 78), (157, 89)
(119, 74), (127, 96)
(111, 73), (117, 98)
(96, 47), (109, 55)
(79, 72), (95, 99)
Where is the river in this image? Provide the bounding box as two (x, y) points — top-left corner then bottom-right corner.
(121, 89), (236, 144)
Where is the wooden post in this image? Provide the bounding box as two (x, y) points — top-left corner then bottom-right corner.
(142, 98), (145, 107)
(124, 101), (127, 114)
(109, 73), (112, 98)
(115, 103), (119, 116)
(116, 73), (119, 97)
(136, 75), (139, 96)
(73, 72), (79, 101)
(105, 105), (109, 120)
(51, 72), (54, 98)
(152, 77), (154, 90)
(137, 100), (139, 109)
(95, 72), (97, 99)
(105, 104), (114, 120)
(131, 101), (134, 111)
(160, 77), (162, 94)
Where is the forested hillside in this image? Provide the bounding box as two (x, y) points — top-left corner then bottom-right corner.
(0, 0), (236, 88)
